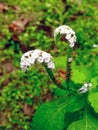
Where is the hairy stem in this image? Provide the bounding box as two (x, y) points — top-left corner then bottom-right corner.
(43, 64), (65, 89)
(44, 63), (77, 94)
(66, 47), (73, 89)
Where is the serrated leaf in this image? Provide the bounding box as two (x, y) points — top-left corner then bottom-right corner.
(32, 95), (85, 130)
(67, 109), (98, 130)
(88, 91), (98, 113)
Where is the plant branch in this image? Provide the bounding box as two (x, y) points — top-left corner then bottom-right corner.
(43, 63), (65, 90)
(66, 47), (73, 89)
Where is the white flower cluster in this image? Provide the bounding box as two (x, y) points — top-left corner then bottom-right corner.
(78, 83), (92, 94)
(93, 44), (98, 48)
(68, 57), (73, 62)
(20, 49), (55, 72)
(54, 25), (76, 48)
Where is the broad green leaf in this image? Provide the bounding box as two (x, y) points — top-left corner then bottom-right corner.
(71, 62), (92, 83)
(67, 109), (98, 130)
(88, 91), (98, 113)
(32, 95), (85, 130)
(54, 87), (69, 96)
(91, 77), (98, 88)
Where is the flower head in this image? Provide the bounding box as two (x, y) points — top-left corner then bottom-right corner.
(20, 49), (55, 72)
(93, 44), (98, 48)
(54, 25), (76, 47)
(47, 61), (55, 69)
(78, 82), (92, 94)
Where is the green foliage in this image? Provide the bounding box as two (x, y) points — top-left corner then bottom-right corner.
(32, 95), (85, 130)
(93, 55), (98, 77)
(88, 91), (98, 113)
(54, 56), (67, 69)
(0, 0), (98, 129)
(91, 77), (98, 88)
(67, 109), (98, 130)
(71, 62), (92, 83)
(54, 87), (69, 96)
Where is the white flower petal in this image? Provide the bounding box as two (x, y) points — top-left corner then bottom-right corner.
(93, 44), (98, 48)
(47, 62), (55, 69)
(20, 49), (55, 71)
(37, 56), (44, 63)
(70, 42), (75, 48)
(68, 57), (73, 62)
(66, 34), (71, 40)
(84, 83), (88, 88)
(54, 25), (76, 48)
(88, 83), (92, 87)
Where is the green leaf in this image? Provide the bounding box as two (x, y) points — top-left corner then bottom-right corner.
(71, 62), (92, 84)
(54, 56), (67, 69)
(67, 109), (98, 130)
(54, 87), (69, 96)
(88, 91), (98, 113)
(91, 77), (98, 88)
(32, 95), (85, 130)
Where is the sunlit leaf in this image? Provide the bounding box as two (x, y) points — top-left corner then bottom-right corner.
(32, 95), (85, 130)
(67, 109), (98, 130)
(88, 91), (98, 113)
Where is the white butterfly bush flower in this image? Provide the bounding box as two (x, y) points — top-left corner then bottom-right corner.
(20, 49), (55, 72)
(54, 25), (76, 48)
(78, 83), (92, 94)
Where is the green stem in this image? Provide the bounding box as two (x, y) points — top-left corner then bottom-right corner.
(43, 64), (64, 89)
(66, 47), (73, 89)
(43, 63), (77, 94)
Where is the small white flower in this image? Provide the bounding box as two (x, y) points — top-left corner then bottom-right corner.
(32, 51), (40, 59)
(70, 30), (75, 35)
(20, 49), (55, 71)
(25, 61), (31, 66)
(42, 51), (51, 63)
(66, 34), (71, 40)
(37, 56), (44, 63)
(54, 25), (76, 48)
(29, 57), (35, 64)
(78, 86), (88, 94)
(33, 49), (41, 54)
(93, 44), (98, 48)
(69, 42), (75, 48)
(88, 83), (92, 87)
(64, 29), (71, 34)
(84, 83), (88, 88)
(78, 82), (92, 94)
(23, 50), (33, 57)
(68, 57), (73, 62)
(69, 38), (74, 43)
(47, 61), (55, 69)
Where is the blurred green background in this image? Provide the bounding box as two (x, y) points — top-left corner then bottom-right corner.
(0, 0), (98, 129)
